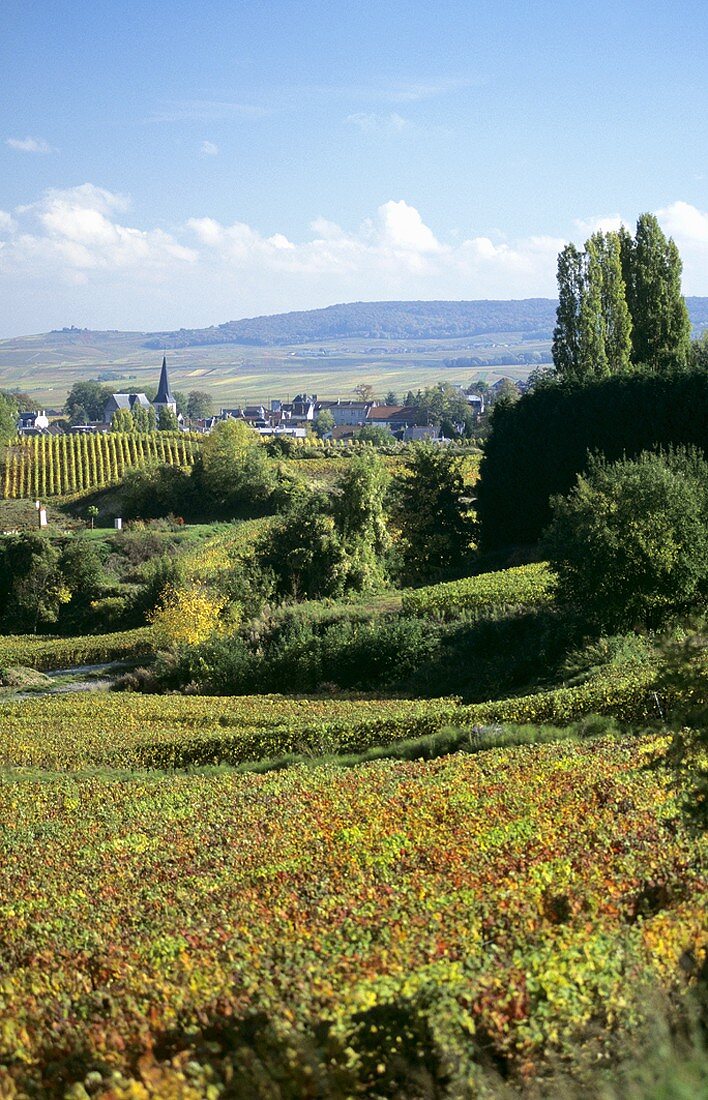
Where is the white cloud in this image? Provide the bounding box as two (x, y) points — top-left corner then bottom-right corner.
(375, 199), (442, 253)
(1, 185), (706, 335)
(200, 140), (219, 156)
(1, 184), (196, 282)
(657, 200), (708, 246)
(6, 136), (56, 154)
(346, 112), (411, 135)
(573, 214), (625, 236)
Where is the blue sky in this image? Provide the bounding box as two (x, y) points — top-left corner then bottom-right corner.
(1, 0), (706, 336)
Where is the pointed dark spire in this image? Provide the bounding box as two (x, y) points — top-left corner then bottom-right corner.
(155, 355), (174, 404)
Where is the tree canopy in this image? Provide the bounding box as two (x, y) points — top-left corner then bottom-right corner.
(552, 215), (690, 382)
(545, 449), (708, 630)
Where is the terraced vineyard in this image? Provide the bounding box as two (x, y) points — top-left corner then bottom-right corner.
(1, 432), (200, 498)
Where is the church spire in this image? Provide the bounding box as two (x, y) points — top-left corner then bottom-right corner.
(155, 355), (174, 405)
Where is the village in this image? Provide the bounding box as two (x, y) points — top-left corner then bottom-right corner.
(15, 355), (506, 442)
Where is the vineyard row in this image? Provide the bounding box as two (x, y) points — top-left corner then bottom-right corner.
(1, 432), (200, 499)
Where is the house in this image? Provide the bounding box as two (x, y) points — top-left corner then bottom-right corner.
(103, 392), (151, 422)
(365, 405), (415, 431)
(403, 424), (440, 442)
(329, 400), (372, 426)
(17, 410), (50, 434)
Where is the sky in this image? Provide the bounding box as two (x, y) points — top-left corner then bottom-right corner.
(0, 0), (706, 337)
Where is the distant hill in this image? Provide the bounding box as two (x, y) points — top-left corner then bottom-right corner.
(142, 299), (562, 349)
(140, 296), (708, 349)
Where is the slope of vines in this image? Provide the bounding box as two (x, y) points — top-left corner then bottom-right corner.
(1, 432), (201, 499)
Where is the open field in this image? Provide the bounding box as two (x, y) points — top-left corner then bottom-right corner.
(0, 329), (544, 408)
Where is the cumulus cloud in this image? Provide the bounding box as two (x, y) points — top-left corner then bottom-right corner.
(573, 214), (625, 236)
(657, 200), (708, 246)
(200, 140), (219, 156)
(1, 184), (196, 280)
(6, 136), (55, 154)
(1, 184), (706, 335)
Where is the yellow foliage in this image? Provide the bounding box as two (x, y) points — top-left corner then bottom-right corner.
(148, 585), (231, 649)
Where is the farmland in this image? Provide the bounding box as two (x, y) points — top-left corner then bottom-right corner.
(0, 737), (703, 1098)
(0, 328), (542, 410)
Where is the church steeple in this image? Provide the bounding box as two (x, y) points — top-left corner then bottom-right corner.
(155, 355), (174, 406)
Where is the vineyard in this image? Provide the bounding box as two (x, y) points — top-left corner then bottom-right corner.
(0, 736), (703, 1096)
(1, 432), (201, 499)
(0, 627), (154, 672)
(0, 655), (662, 771)
(402, 562), (555, 619)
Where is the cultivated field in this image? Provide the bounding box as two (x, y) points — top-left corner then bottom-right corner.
(0, 329), (541, 408)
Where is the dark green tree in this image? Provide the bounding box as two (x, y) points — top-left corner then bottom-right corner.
(598, 231), (632, 373)
(0, 535), (69, 633)
(626, 213), (692, 370)
(552, 243), (583, 380)
(691, 331), (708, 370)
(186, 390), (213, 419)
(577, 234), (610, 379)
(157, 406), (179, 432)
(393, 445), (474, 582)
(545, 449), (708, 630)
(0, 393), (18, 444)
(259, 496), (347, 600)
(64, 380), (111, 423)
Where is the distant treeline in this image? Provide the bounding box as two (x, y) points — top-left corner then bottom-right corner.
(443, 351), (553, 367)
(144, 297), (708, 350)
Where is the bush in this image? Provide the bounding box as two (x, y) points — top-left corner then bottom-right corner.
(545, 449), (708, 630)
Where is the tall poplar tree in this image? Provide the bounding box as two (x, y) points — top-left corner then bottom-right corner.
(629, 213), (691, 371)
(599, 231), (632, 373)
(576, 235), (609, 379)
(552, 244), (583, 381)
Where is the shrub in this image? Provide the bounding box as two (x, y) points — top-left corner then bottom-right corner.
(545, 449), (708, 630)
(392, 444), (475, 582)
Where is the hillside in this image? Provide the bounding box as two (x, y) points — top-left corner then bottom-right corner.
(143, 297), (708, 348)
(142, 298), (561, 347)
(1, 297), (706, 408)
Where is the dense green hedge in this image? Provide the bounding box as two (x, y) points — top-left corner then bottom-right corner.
(476, 368), (708, 550)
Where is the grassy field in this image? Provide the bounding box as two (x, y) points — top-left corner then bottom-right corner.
(0, 328), (541, 408)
